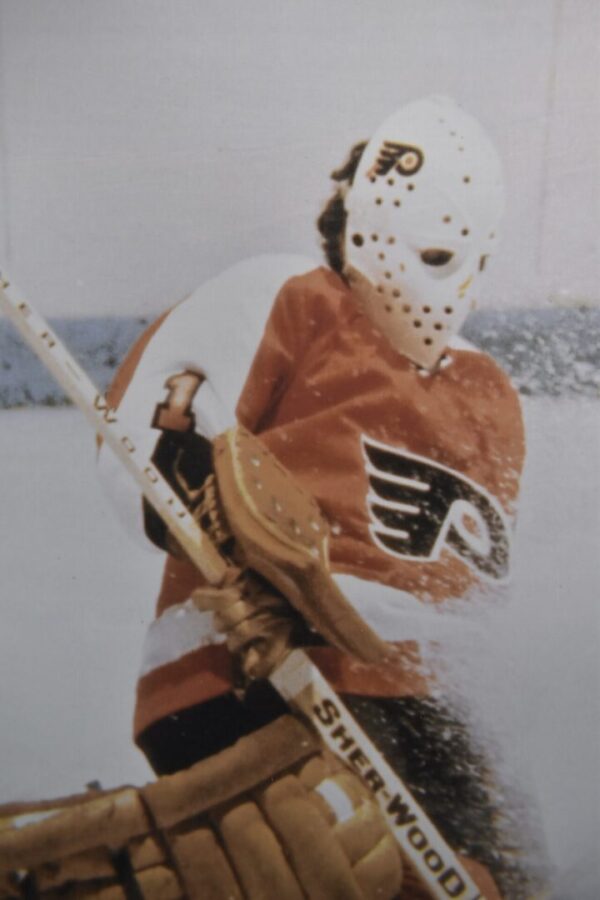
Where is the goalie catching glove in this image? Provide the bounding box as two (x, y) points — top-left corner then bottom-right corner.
(0, 716), (403, 900)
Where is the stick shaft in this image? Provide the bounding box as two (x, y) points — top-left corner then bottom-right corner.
(0, 275), (486, 899)
(273, 652), (484, 900)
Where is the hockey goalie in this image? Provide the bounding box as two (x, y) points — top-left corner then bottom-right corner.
(0, 97), (543, 898)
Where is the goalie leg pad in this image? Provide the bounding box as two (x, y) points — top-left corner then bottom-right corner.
(136, 865), (181, 900)
(353, 834), (404, 900)
(215, 800), (304, 900)
(169, 826), (243, 900)
(257, 775), (364, 900)
(0, 717), (403, 900)
(332, 799), (389, 865)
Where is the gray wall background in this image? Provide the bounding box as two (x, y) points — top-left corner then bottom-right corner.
(0, 0), (598, 319)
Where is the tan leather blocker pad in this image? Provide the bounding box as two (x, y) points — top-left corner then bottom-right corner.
(213, 426), (391, 663)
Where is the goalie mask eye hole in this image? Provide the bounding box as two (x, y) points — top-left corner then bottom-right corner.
(420, 248), (454, 267)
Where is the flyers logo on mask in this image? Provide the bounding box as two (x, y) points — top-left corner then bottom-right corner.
(366, 141), (424, 180)
(361, 435), (511, 582)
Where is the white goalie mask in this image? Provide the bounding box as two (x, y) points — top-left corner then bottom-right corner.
(343, 96), (505, 370)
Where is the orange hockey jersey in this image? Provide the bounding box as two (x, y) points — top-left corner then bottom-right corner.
(102, 260), (525, 741)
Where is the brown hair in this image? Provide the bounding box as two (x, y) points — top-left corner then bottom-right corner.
(317, 141), (367, 274)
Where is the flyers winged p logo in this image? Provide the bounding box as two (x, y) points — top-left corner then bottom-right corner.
(362, 436), (512, 582)
(366, 141), (424, 180)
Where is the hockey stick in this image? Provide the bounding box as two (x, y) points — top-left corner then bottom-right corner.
(0, 276), (486, 900)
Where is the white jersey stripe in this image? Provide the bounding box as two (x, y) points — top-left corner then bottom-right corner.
(139, 597), (224, 677)
(332, 573), (488, 644)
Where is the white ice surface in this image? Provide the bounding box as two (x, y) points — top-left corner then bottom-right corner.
(0, 401), (598, 895)
(0, 408), (161, 795)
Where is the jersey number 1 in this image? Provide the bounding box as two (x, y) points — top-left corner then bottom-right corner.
(152, 371), (203, 433)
